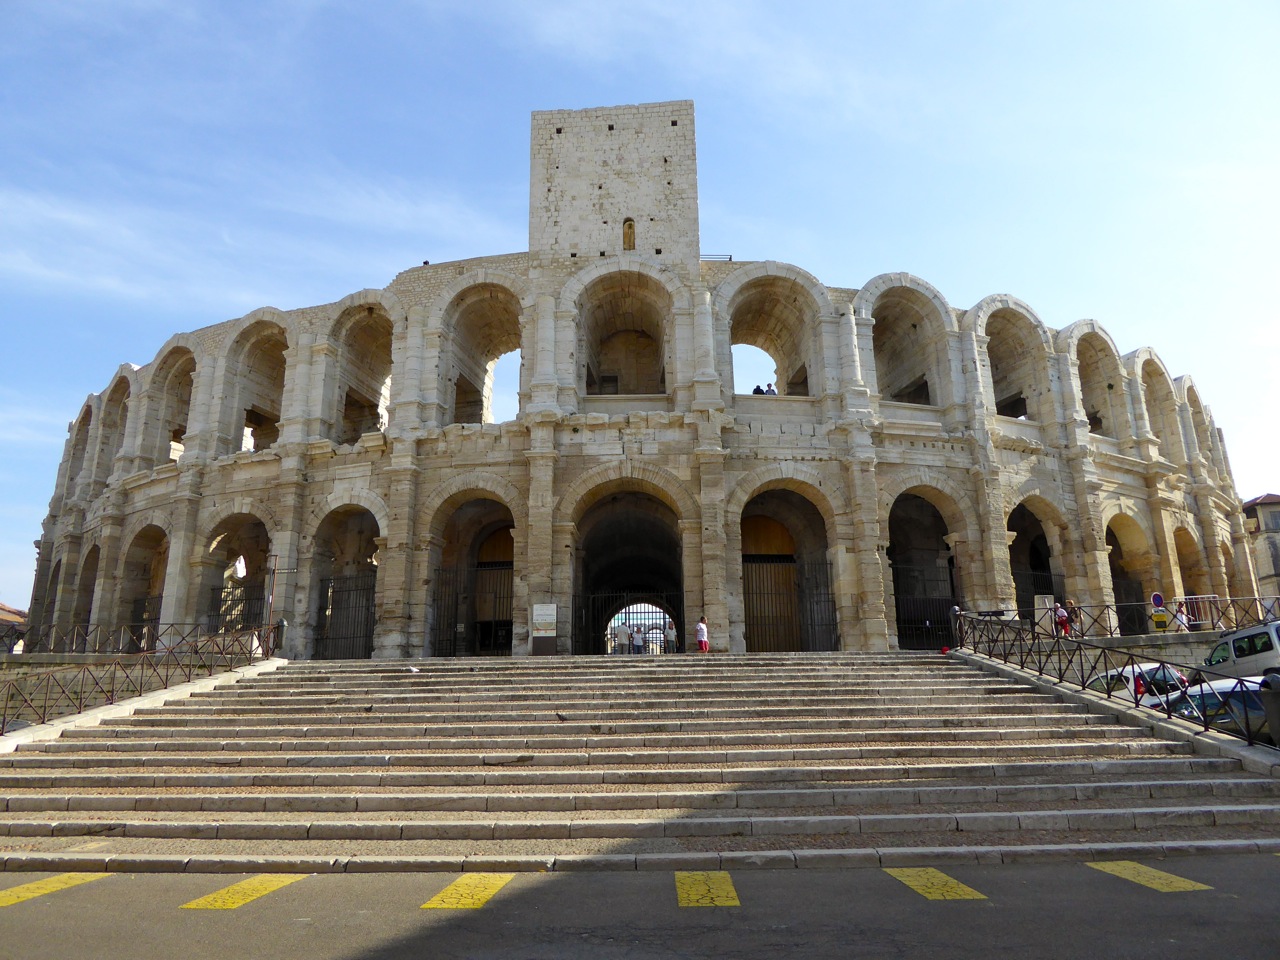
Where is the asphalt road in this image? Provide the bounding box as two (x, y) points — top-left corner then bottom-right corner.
(1, 854), (1275, 960)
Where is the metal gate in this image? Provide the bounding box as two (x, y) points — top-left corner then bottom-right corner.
(891, 562), (963, 650)
(207, 582), (266, 632)
(431, 563), (514, 657)
(573, 590), (684, 656)
(315, 571), (377, 659)
(742, 556), (838, 652)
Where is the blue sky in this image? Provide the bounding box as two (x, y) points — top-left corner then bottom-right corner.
(2, 0), (1278, 607)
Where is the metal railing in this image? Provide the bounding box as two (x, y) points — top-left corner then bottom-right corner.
(956, 611), (1276, 749)
(1023, 596), (1280, 640)
(1, 622), (280, 733)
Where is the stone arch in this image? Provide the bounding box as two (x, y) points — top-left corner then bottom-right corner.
(65, 401), (97, 492)
(854, 273), (957, 408)
(878, 469), (977, 542)
(964, 295), (1056, 423)
(141, 344), (198, 465)
(713, 262), (833, 398)
(219, 313), (290, 455)
(1056, 320), (1131, 439)
(555, 460), (699, 526)
(1126, 348), (1183, 463)
(426, 280), (527, 425)
(1006, 492), (1071, 617)
(557, 255), (693, 316)
(1175, 376), (1218, 473)
(726, 462), (843, 537)
(201, 496), (284, 544)
(422, 269), (537, 331)
(200, 508), (276, 630)
(304, 489), (392, 544)
(325, 298), (396, 442)
(422, 471), (528, 541)
(91, 368), (139, 483)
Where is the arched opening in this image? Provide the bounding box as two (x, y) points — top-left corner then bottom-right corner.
(1174, 526), (1212, 601)
(149, 348), (196, 464)
(71, 545), (100, 646)
(578, 272), (669, 396)
(312, 506), (380, 659)
(66, 409), (92, 493)
(731, 344), (777, 396)
(334, 309), (393, 443)
(1140, 360), (1180, 462)
(119, 525), (168, 652)
(1106, 515), (1153, 635)
(225, 322), (287, 454)
(1076, 332), (1123, 438)
(444, 284), (523, 425)
(572, 490), (683, 655)
(727, 277), (815, 397)
(740, 491), (836, 652)
(873, 289), (949, 407)
(887, 492), (960, 649)
(94, 379), (130, 484)
(1007, 503), (1064, 619)
(986, 309), (1050, 422)
(201, 515), (272, 631)
(1185, 387), (1217, 479)
(431, 499), (516, 657)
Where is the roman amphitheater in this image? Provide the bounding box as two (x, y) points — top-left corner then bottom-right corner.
(26, 100), (1256, 660)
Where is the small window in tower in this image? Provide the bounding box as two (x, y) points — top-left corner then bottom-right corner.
(623, 218), (636, 251)
(608, 124), (614, 131)
(555, 127), (562, 134)
(654, 248), (662, 255)
(671, 120), (678, 126)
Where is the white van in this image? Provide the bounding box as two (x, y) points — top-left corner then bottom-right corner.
(1198, 621), (1280, 680)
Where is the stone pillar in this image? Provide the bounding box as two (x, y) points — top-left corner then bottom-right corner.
(268, 466), (309, 659)
(372, 455), (420, 658)
(524, 425), (558, 655)
(417, 533), (442, 658)
(696, 445), (727, 648)
(551, 520), (577, 654)
(555, 309), (579, 413)
(1147, 496), (1183, 597)
(974, 472), (1017, 613)
(690, 291), (722, 411)
(158, 467), (205, 639)
(845, 456), (888, 650)
(529, 294), (560, 412)
(681, 518), (710, 648)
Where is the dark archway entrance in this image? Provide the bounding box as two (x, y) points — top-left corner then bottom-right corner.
(572, 491), (684, 655)
(201, 515), (272, 632)
(1007, 503), (1064, 620)
(312, 506), (379, 660)
(740, 491), (837, 652)
(432, 499), (516, 657)
(887, 493), (960, 650)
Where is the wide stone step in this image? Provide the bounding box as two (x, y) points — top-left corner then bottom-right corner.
(4, 803), (1278, 844)
(45, 722), (1121, 750)
(7, 776), (1277, 815)
(0, 756), (1242, 791)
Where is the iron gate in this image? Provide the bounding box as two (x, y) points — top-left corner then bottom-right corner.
(573, 589), (684, 656)
(126, 594), (162, 653)
(1011, 566), (1065, 621)
(315, 571), (377, 659)
(207, 582), (266, 632)
(431, 563), (514, 657)
(742, 556), (838, 652)
(891, 562), (963, 650)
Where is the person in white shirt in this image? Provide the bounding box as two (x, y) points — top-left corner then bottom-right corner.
(695, 615), (709, 652)
(663, 619), (677, 654)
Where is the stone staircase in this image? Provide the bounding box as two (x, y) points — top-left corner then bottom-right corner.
(2, 652), (1279, 873)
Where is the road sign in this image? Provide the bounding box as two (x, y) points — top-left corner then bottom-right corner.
(1151, 592), (1164, 609)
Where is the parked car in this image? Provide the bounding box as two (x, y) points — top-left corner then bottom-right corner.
(1083, 663), (1189, 708)
(1166, 676), (1272, 745)
(1197, 620), (1280, 681)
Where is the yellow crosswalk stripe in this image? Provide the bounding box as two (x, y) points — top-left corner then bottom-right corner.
(883, 867), (988, 901)
(1086, 861), (1212, 892)
(674, 871), (741, 907)
(0, 872), (111, 907)
(180, 874), (308, 910)
(422, 873), (516, 909)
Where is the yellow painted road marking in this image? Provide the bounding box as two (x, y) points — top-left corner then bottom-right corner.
(1086, 861), (1212, 892)
(180, 874), (308, 910)
(0, 873), (110, 907)
(674, 871), (741, 907)
(422, 873), (516, 909)
(883, 867), (987, 901)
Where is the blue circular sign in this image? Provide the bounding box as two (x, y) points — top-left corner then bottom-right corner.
(1151, 592), (1164, 609)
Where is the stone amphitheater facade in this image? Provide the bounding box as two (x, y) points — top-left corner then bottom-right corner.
(26, 100), (1256, 659)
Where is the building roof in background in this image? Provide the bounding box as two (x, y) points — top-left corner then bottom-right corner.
(1243, 494), (1280, 509)
(0, 602), (27, 625)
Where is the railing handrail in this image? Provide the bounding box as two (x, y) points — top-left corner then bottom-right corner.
(957, 610), (1276, 749)
(1, 623), (281, 733)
